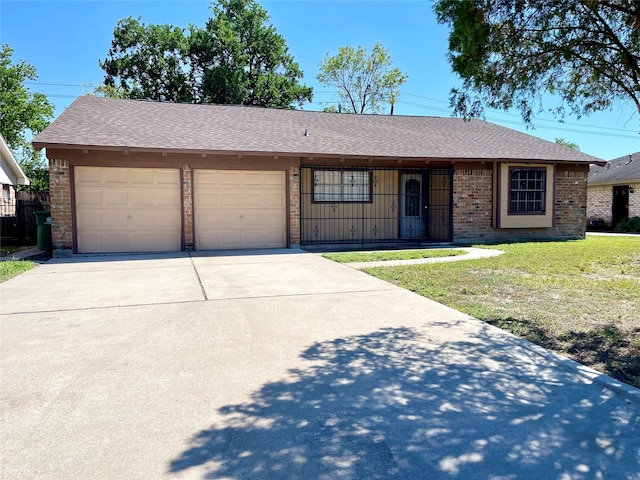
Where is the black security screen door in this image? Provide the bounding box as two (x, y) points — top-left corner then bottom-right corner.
(300, 167), (452, 245)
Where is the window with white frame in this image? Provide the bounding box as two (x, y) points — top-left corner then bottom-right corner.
(509, 167), (546, 214)
(313, 170), (371, 202)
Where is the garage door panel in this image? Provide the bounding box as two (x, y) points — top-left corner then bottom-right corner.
(75, 190), (103, 207)
(101, 168), (129, 184)
(263, 173), (286, 186)
(75, 167), (181, 253)
(194, 169), (286, 250)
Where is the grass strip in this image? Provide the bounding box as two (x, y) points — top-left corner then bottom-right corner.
(323, 249), (466, 263)
(0, 260), (35, 283)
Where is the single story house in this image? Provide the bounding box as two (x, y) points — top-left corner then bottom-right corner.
(587, 152), (639, 228)
(33, 96), (603, 254)
(1, 134), (30, 217)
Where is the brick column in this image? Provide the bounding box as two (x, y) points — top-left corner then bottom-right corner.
(452, 167), (493, 242)
(289, 167), (300, 247)
(555, 167), (587, 236)
(182, 164), (193, 249)
(629, 182), (640, 219)
(49, 158), (73, 251)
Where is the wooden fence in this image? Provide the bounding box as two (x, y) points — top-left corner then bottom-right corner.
(0, 191), (50, 246)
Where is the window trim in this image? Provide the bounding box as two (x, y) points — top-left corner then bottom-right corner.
(497, 163), (554, 229)
(507, 166), (547, 215)
(311, 169), (373, 203)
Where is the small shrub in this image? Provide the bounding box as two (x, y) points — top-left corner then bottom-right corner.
(614, 217), (640, 233)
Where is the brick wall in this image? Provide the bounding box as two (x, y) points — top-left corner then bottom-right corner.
(587, 181), (640, 227)
(553, 168), (588, 237)
(453, 164), (588, 243)
(586, 185), (612, 225)
(49, 158), (73, 250)
(629, 182), (640, 219)
(452, 167), (494, 241)
(182, 164), (193, 248)
(289, 167), (300, 246)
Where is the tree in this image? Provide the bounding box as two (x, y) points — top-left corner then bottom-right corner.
(100, 17), (193, 102)
(100, 0), (312, 108)
(190, 0), (312, 107)
(555, 138), (580, 151)
(317, 41), (408, 114)
(0, 44), (54, 191)
(434, 0), (640, 125)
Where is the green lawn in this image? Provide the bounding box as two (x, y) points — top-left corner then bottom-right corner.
(323, 248), (466, 263)
(0, 260), (35, 283)
(365, 236), (640, 388)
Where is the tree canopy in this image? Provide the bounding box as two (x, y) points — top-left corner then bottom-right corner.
(434, 0), (640, 125)
(554, 138), (580, 151)
(0, 44), (54, 191)
(316, 41), (408, 114)
(100, 0), (312, 108)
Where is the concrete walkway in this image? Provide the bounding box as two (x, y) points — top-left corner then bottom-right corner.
(342, 247), (504, 269)
(0, 246), (48, 261)
(587, 231), (640, 237)
(1, 250), (638, 479)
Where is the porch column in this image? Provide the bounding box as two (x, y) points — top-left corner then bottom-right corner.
(182, 164), (193, 249)
(49, 158), (73, 251)
(289, 166), (300, 247)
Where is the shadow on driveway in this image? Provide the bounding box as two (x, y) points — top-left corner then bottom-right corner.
(168, 324), (638, 479)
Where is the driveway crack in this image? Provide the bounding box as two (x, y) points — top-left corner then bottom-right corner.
(188, 252), (208, 301)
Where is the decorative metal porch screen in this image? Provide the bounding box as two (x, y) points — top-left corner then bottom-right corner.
(300, 167), (453, 245)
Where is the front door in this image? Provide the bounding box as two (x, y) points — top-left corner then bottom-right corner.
(612, 185), (629, 227)
(400, 173), (423, 239)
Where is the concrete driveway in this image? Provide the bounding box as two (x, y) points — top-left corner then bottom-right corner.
(1, 250), (638, 479)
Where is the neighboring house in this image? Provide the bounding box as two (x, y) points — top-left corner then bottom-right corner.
(33, 96), (604, 254)
(0, 134), (30, 216)
(587, 152), (640, 228)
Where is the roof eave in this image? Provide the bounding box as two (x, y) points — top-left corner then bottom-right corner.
(588, 177), (640, 186)
(2, 135), (30, 186)
(35, 142), (600, 165)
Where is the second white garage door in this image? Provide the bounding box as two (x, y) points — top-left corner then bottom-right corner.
(194, 170), (287, 250)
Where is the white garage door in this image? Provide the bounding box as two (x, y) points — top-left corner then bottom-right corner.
(194, 169), (287, 250)
(75, 166), (182, 253)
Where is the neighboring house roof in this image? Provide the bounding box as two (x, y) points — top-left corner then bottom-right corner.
(588, 151), (640, 185)
(34, 96), (604, 164)
(0, 134), (29, 186)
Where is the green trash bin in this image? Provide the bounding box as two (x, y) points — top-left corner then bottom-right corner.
(33, 210), (52, 251)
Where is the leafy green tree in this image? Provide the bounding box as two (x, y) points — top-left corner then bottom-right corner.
(434, 0), (640, 125)
(190, 0), (312, 107)
(0, 44), (54, 191)
(99, 0), (312, 108)
(317, 41), (408, 114)
(321, 103), (353, 114)
(84, 83), (130, 99)
(100, 17), (193, 102)
(554, 138), (580, 151)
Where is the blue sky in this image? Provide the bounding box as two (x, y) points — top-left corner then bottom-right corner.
(2, 0), (638, 160)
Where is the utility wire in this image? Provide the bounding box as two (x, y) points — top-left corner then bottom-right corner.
(29, 81), (639, 137)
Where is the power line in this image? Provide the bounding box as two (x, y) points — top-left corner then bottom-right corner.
(27, 81), (639, 138)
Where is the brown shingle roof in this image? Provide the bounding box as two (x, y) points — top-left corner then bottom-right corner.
(34, 96), (603, 164)
(588, 151), (640, 184)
